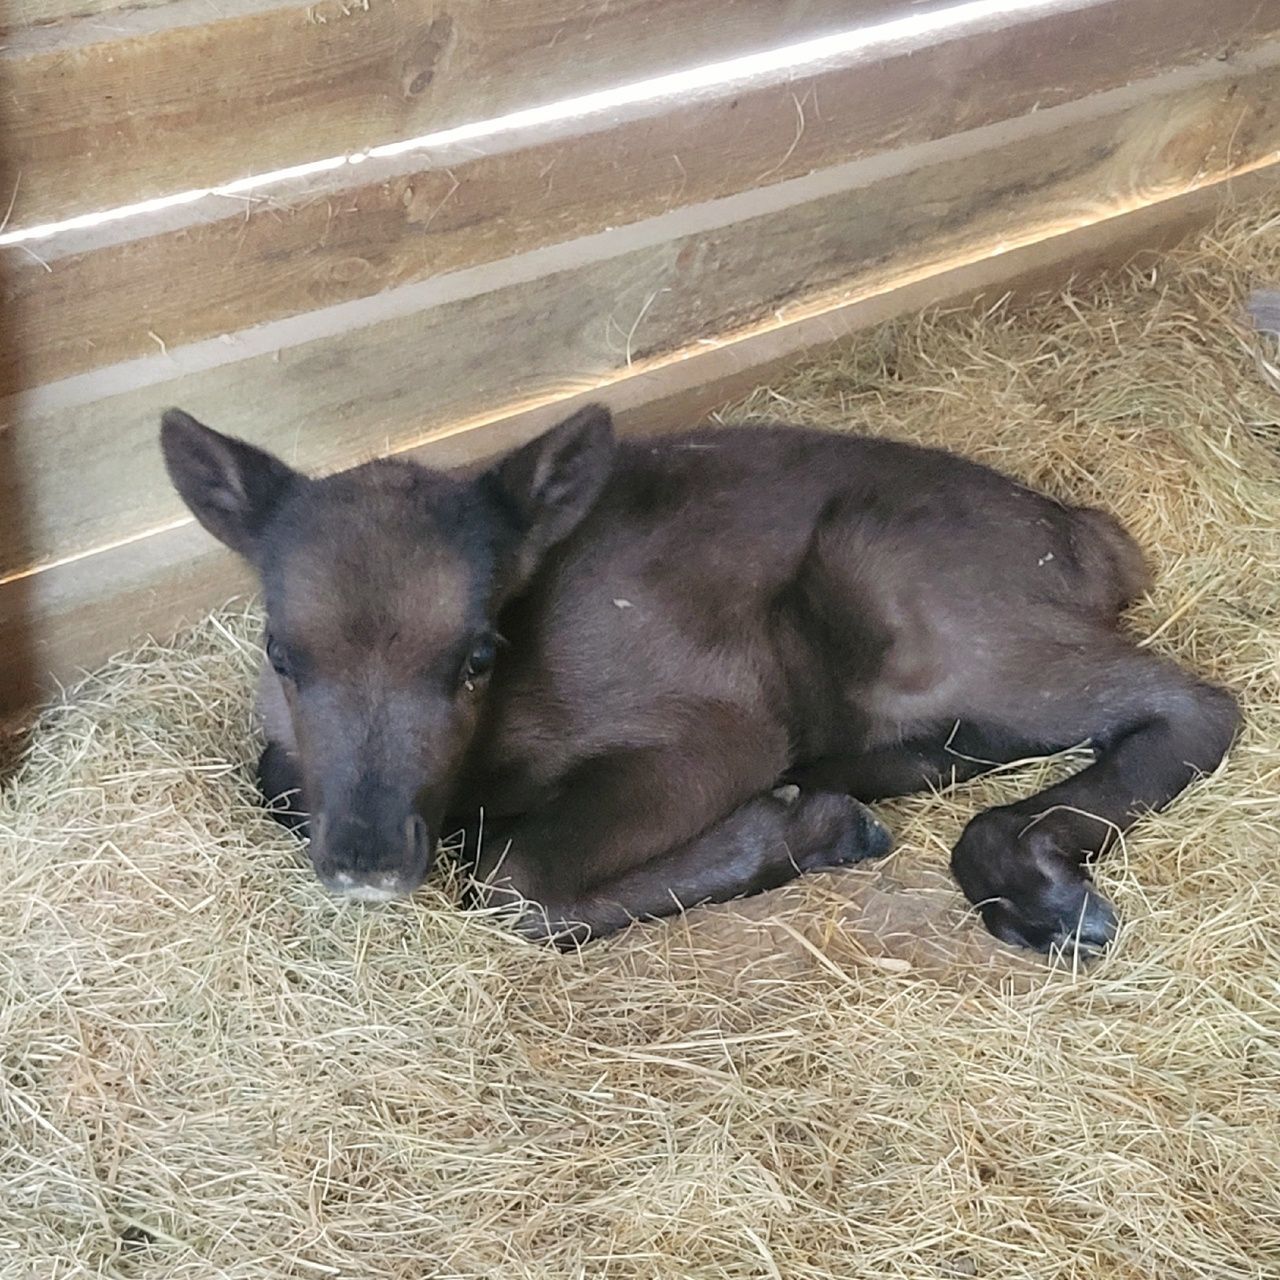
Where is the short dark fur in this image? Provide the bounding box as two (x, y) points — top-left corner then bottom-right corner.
(161, 404), (1240, 954)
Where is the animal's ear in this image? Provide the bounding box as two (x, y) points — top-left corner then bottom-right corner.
(488, 403), (616, 587)
(160, 409), (300, 560)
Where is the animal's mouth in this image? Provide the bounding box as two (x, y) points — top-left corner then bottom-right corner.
(325, 870), (417, 904)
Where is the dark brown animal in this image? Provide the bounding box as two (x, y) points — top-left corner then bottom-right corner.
(160, 404), (1239, 954)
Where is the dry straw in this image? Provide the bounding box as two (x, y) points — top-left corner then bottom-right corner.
(3, 202), (1280, 1279)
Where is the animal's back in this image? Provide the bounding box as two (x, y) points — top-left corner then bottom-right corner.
(564, 424), (1147, 624)
(480, 424), (1149, 791)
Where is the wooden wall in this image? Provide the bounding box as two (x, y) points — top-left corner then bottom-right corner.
(2, 0), (1279, 709)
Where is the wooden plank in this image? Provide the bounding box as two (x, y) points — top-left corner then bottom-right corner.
(1, 0), (200, 34)
(3, 160), (1273, 715)
(7, 0), (1279, 392)
(1, 0), (948, 38)
(0, 0), (959, 226)
(3, 0), (138, 30)
(4, 47), (1279, 582)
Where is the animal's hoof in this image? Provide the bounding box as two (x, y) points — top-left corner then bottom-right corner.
(789, 791), (894, 870)
(980, 884), (1118, 955)
(951, 809), (1119, 957)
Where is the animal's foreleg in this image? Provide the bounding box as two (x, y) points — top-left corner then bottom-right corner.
(467, 713), (890, 945)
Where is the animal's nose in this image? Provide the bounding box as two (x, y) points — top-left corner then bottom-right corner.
(310, 813), (433, 902)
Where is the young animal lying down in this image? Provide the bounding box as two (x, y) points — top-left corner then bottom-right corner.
(161, 403), (1239, 955)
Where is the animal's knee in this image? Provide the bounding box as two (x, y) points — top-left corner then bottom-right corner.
(256, 741), (308, 835)
(1187, 686), (1239, 773)
(1161, 679), (1241, 774)
(950, 808), (1028, 903)
(1199, 683), (1243, 760)
(474, 862), (602, 948)
(513, 902), (596, 949)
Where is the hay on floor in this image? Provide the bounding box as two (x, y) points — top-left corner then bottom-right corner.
(3, 202), (1280, 1279)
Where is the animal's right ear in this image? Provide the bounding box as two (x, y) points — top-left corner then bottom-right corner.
(160, 410), (300, 560)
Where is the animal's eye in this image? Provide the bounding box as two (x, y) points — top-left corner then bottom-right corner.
(461, 635), (498, 689)
(266, 635), (292, 679)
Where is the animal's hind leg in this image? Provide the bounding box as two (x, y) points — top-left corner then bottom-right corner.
(951, 639), (1240, 954)
(785, 725), (1043, 802)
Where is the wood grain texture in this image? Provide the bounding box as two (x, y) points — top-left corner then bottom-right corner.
(4, 49), (1279, 581)
(1, 0), (196, 34)
(6, 0), (1277, 392)
(2, 0), (952, 36)
(0, 0), (948, 224)
(2, 162), (1272, 714)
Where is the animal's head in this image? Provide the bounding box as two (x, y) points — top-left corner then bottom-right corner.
(160, 404), (616, 899)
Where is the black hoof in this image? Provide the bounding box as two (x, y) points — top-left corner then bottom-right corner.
(952, 808), (1119, 957)
(980, 883), (1118, 955)
(784, 790), (894, 871)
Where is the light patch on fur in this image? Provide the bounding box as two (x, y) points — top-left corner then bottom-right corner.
(335, 885), (404, 906)
(326, 871), (409, 903)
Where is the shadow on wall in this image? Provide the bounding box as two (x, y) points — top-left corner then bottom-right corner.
(0, 95), (38, 768)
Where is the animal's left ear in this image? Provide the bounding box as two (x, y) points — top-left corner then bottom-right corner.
(487, 403), (616, 588)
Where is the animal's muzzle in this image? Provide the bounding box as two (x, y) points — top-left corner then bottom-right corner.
(310, 812), (434, 902)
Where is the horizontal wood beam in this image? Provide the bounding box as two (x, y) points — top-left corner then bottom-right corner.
(0, 0), (955, 226)
(2, 161), (1272, 715)
(4, 44), (1279, 578)
(4, 1), (1279, 714)
(2, 0), (950, 37)
(5, 0), (1275, 391)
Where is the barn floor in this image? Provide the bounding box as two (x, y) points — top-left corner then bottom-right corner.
(4, 203), (1280, 1280)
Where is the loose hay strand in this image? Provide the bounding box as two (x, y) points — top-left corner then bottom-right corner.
(4, 203), (1280, 1278)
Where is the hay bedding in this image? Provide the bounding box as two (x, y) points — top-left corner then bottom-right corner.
(4, 206), (1280, 1280)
